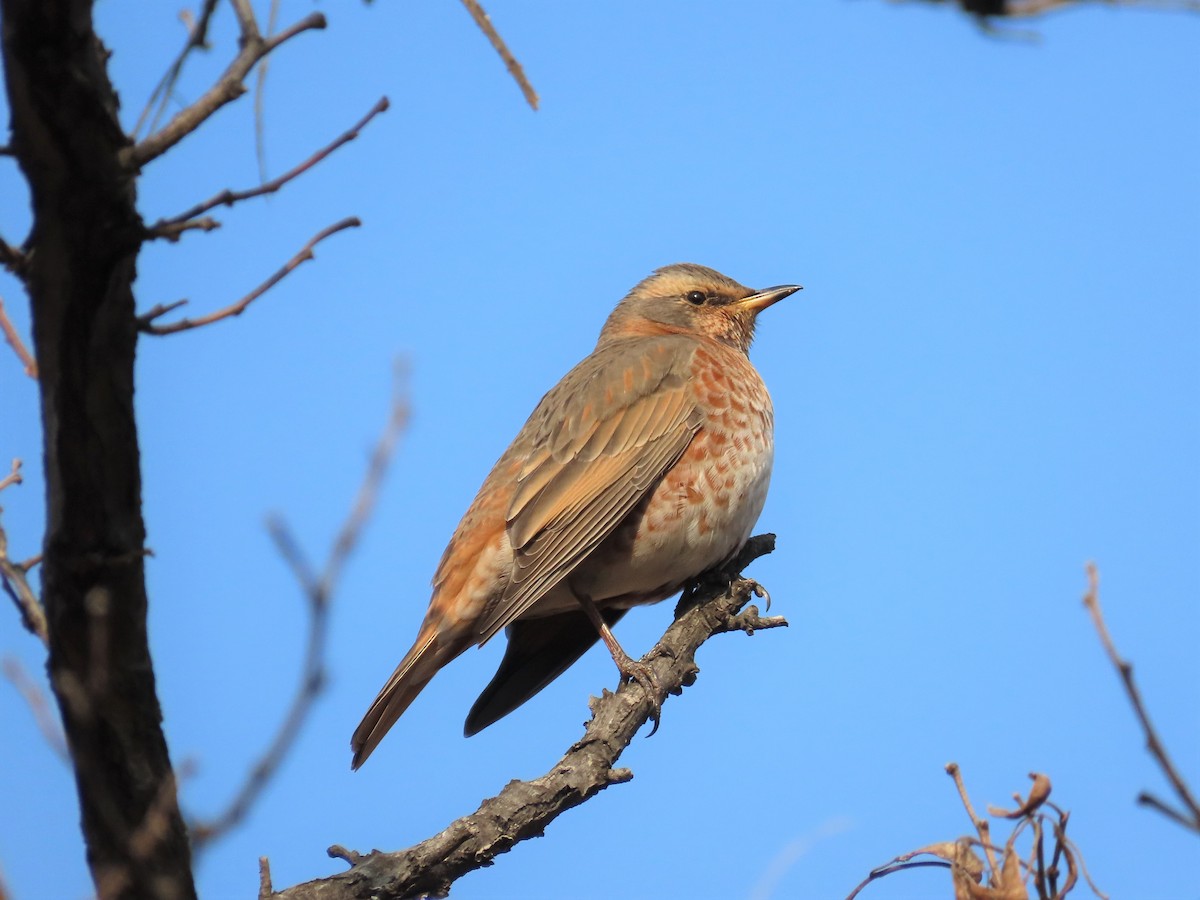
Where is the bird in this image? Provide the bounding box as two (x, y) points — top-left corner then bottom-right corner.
(351, 263), (800, 768)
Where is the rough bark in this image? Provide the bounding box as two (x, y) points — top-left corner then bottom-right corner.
(1, 3), (196, 898)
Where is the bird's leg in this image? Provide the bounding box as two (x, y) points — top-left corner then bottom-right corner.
(574, 591), (663, 736)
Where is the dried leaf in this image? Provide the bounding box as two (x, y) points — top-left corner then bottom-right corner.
(996, 846), (1028, 899)
(989, 773), (1052, 819)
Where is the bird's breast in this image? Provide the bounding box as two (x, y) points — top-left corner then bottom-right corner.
(567, 342), (774, 606)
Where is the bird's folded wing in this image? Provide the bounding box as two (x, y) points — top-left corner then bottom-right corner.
(476, 342), (703, 641)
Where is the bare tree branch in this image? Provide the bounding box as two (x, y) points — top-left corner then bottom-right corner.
(0, 458), (22, 494)
(148, 97), (389, 237)
(946, 761), (1000, 875)
(191, 369), (410, 850)
(1, 656), (67, 760)
(458, 0), (539, 110)
(0, 236), (27, 277)
(151, 218), (221, 243)
(254, 0), (283, 184)
(888, 0), (1200, 20)
(1003, 0), (1199, 14)
(0, 294), (38, 378)
(132, 0), (222, 139)
(0, 461), (46, 645)
(1083, 563), (1200, 833)
(138, 217), (360, 335)
(125, 9), (327, 169)
(271, 535), (785, 900)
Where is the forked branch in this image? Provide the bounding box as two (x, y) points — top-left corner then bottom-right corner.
(1083, 564), (1200, 833)
(148, 97), (390, 239)
(126, 6), (327, 168)
(132, 0), (222, 138)
(138, 217), (360, 335)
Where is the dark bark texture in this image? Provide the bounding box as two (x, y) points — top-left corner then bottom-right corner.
(1, 3), (196, 898)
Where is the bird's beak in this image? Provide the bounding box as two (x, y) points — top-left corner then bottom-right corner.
(737, 283), (803, 313)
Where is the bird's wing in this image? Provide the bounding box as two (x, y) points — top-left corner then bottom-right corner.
(475, 339), (703, 642)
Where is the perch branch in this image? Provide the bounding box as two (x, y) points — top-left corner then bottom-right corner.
(137, 217), (359, 335)
(148, 97), (389, 237)
(190, 370), (410, 850)
(271, 534), (785, 900)
(1083, 563), (1200, 832)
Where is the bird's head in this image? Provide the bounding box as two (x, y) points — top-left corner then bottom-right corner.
(598, 263), (801, 355)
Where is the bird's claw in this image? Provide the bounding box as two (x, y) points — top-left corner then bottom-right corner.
(749, 579), (771, 613)
(616, 655), (663, 737)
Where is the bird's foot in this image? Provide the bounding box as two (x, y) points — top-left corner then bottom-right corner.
(612, 648), (663, 737)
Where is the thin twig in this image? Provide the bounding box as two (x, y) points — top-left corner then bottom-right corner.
(887, 0), (1200, 16)
(126, 10), (327, 169)
(151, 218), (221, 243)
(846, 859), (952, 899)
(254, 0), (282, 185)
(138, 217), (360, 335)
(148, 97), (389, 235)
(1005, 0), (1200, 14)
(457, 0), (539, 110)
(0, 294), (37, 378)
(1083, 563), (1200, 832)
(2, 657), (68, 761)
(946, 762), (1000, 875)
(0, 461), (47, 646)
(0, 237), (27, 277)
(190, 370), (410, 850)
(0, 459), (21, 493)
(321, 364), (410, 597)
(133, 0), (221, 139)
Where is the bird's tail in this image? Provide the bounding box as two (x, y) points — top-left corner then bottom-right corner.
(350, 624), (463, 769)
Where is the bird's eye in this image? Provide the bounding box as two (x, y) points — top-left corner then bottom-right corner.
(685, 290), (706, 306)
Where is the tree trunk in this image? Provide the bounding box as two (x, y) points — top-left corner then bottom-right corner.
(1, 2), (196, 897)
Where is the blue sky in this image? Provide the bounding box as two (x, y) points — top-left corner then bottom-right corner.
(1, 1), (1198, 897)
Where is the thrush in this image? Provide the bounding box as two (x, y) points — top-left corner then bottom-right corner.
(351, 263), (800, 768)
